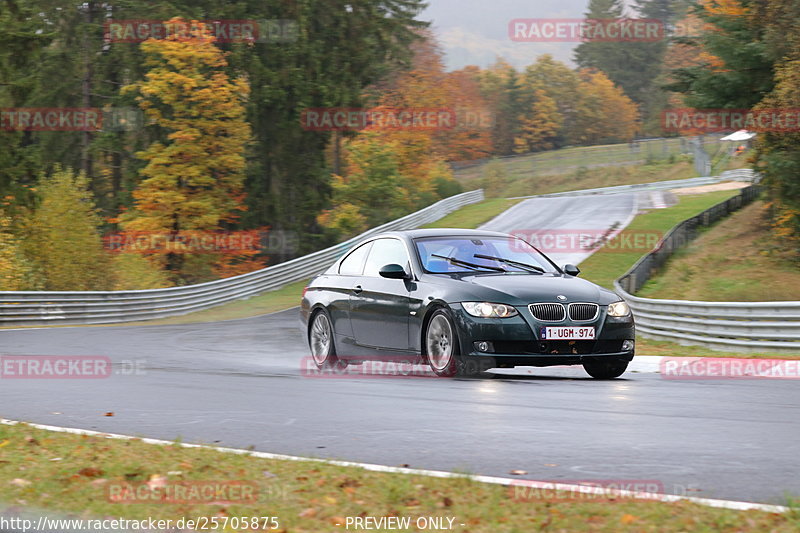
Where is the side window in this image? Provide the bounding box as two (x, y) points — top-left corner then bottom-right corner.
(364, 239), (410, 277)
(338, 242), (372, 276)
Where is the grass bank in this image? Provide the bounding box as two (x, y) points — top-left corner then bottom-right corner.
(1, 422), (796, 533)
(637, 200), (800, 302)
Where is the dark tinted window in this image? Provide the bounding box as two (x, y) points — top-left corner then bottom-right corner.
(415, 236), (556, 274)
(364, 239), (410, 277)
(338, 242), (372, 276)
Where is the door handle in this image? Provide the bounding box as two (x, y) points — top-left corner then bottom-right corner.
(352, 285), (363, 295)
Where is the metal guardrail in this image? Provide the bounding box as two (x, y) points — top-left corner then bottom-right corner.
(511, 168), (758, 200)
(0, 190), (485, 327)
(614, 180), (800, 353)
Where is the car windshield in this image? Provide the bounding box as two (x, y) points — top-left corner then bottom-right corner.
(414, 236), (557, 274)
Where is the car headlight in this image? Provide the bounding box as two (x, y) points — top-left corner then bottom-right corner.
(607, 301), (631, 317)
(462, 302), (519, 318)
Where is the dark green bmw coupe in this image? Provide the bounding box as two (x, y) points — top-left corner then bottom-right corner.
(300, 229), (635, 379)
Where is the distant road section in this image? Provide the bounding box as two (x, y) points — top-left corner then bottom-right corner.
(481, 193), (638, 265)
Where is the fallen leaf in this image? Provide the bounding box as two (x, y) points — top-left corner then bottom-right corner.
(442, 497), (454, 507)
(90, 479), (108, 487)
(0, 439), (10, 448)
(323, 496), (337, 505)
(298, 508), (317, 518)
(10, 479), (31, 487)
(620, 514), (637, 525)
(104, 412), (114, 417)
(78, 467), (104, 478)
(24, 436), (39, 446)
(329, 516), (346, 526)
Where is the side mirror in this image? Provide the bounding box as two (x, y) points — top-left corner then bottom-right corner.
(563, 264), (581, 277)
(379, 263), (409, 280)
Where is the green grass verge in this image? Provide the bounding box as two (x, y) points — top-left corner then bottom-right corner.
(422, 198), (521, 229)
(1, 422), (797, 532)
(465, 158), (699, 200)
(580, 190), (742, 290)
(636, 200), (800, 302)
(577, 190), (800, 359)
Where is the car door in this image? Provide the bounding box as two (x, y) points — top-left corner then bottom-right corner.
(327, 241), (373, 342)
(349, 238), (413, 352)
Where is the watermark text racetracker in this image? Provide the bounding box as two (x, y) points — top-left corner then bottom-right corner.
(0, 108), (141, 132)
(0, 356), (145, 379)
(104, 19), (298, 43)
(107, 480), (258, 505)
(300, 107), (493, 132)
(509, 18), (664, 42)
(663, 108), (800, 133)
(103, 229), (298, 255)
(511, 229), (663, 254)
(509, 479), (701, 502)
(661, 357), (800, 380)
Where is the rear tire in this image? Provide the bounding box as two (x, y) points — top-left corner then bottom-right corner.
(583, 358), (629, 379)
(309, 309), (346, 371)
(425, 309), (494, 378)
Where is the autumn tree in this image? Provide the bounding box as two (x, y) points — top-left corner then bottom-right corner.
(319, 32), (464, 240)
(477, 59), (522, 155)
(318, 133), (409, 239)
(666, 0), (800, 249)
(0, 214), (38, 291)
(22, 166), (111, 291)
(440, 67), (494, 160)
(751, 0), (800, 252)
(514, 87), (563, 153)
(522, 55), (582, 148)
(569, 70), (640, 145)
(121, 18), (252, 283)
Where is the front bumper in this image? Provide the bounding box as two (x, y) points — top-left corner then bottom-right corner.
(449, 303), (635, 364)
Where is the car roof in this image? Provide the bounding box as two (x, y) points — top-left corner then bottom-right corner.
(377, 228), (514, 240)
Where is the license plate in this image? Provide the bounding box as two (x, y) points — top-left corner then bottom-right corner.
(541, 327), (596, 340)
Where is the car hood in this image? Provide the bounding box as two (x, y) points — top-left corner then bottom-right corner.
(428, 273), (619, 306)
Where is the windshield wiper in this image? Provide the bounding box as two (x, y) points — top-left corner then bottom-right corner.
(431, 254), (506, 273)
(473, 254), (545, 273)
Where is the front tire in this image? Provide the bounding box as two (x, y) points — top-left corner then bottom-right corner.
(309, 309), (345, 371)
(583, 358), (629, 379)
(425, 309), (494, 378)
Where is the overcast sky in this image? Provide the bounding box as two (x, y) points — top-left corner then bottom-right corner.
(419, 0), (638, 71)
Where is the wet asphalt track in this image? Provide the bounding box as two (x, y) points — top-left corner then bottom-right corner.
(1, 193), (798, 506)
